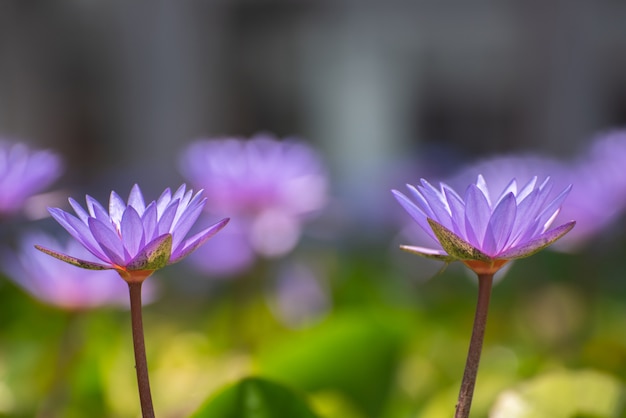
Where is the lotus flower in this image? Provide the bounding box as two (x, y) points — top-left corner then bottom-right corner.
(3, 232), (157, 310)
(0, 140), (62, 216)
(36, 184), (229, 282)
(393, 175), (575, 274)
(179, 134), (328, 274)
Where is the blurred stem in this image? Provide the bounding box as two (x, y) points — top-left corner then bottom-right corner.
(128, 282), (155, 418)
(455, 273), (493, 418)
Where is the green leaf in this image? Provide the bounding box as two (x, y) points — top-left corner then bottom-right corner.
(189, 377), (320, 418)
(490, 369), (625, 418)
(257, 310), (409, 417)
(427, 218), (491, 262)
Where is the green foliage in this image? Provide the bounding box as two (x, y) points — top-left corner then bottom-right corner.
(189, 377), (320, 418)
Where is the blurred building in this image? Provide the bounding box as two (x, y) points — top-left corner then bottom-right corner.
(1, 0), (626, 192)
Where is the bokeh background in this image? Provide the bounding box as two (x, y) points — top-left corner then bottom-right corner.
(1, 1), (626, 417)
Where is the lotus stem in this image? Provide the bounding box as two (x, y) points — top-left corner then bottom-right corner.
(128, 281), (155, 418)
(455, 273), (493, 418)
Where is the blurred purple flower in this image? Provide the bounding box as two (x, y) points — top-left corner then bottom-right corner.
(3, 232), (157, 310)
(447, 130), (626, 250)
(0, 140), (62, 216)
(393, 175), (575, 274)
(179, 134), (328, 273)
(35, 184), (229, 283)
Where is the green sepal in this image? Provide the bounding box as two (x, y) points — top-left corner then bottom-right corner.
(126, 233), (172, 271)
(427, 218), (491, 262)
(34, 245), (111, 270)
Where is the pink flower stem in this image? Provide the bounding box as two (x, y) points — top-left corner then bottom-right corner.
(128, 282), (155, 418)
(455, 273), (494, 418)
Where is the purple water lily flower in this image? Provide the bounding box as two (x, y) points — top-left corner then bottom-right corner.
(0, 140), (62, 216)
(393, 175), (575, 274)
(36, 184), (229, 282)
(3, 232), (157, 310)
(179, 134), (328, 273)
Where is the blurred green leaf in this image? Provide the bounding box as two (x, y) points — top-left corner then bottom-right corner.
(189, 376), (320, 418)
(490, 369), (625, 418)
(257, 309), (411, 417)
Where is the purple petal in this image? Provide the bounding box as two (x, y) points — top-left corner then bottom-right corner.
(121, 205), (145, 257)
(533, 184), (573, 233)
(464, 183), (491, 248)
(392, 190), (438, 242)
(68, 198), (90, 223)
(156, 187), (172, 216)
(127, 184), (146, 214)
(86, 195), (109, 222)
(170, 218), (230, 263)
(157, 199), (180, 235)
(406, 184), (435, 218)
(34, 245), (112, 270)
(142, 202), (158, 242)
(497, 221), (576, 259)
(109, 191), (127, 225)
(88, 218), (127, 266)
(442, 185), (466, 236)
(48, 208), (109, 262)
(170, 197), (206, 250)
(485, 192), (517, 254)
(127, 233), (172, 271)
(418, 180), (454, 230)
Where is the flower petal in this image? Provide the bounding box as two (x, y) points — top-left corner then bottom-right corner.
(464, 183), (491, 248)
(109, 191), (127, 225)
(392, 189), (438, 242)
(497, 221), (576, 259)
(128, 184), (146, 214)
(34, 245), (112, 270)
(121, 205), (145, 257)
(170, 218), (230, 263)
(88, 218), (127, 266)
(485, 192), (517, 254)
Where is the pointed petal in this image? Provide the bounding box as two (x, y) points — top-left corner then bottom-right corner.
(88, 218), (127, 265)
(170, 218), (229, 263)
(109, 191), (127, 225)
(157, 199), (180, 235)
(48, 208), (109, 261)
(128, 184), (146, 214)
(34, 245), (112, 270)
(399, 245), (454, 261)
(442, 185), (466, 235)
(428, 218), (491, 262)
(68, 198), (90, 223)
(121, 205), (145, 257)
(170, 197), (206, 249)
(485, 192), (517, 254)
(418, 180), (454, 230)
(497, 221), (576, 259)
(464, 183), (491, 247)
(142, 201), (158, 242)
(392, 190), (437, 242)
(476, 175), (491, 206)
(127, 233), (172, 271)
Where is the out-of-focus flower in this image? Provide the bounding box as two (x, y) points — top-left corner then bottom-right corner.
(0, 140), (62, 216)
(447, 130), (626, 250)
(393, 175), (575, 274)
(3, 232), (157, 310)
(179, 134), (328, 274)
(35, 184), (229, 283)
